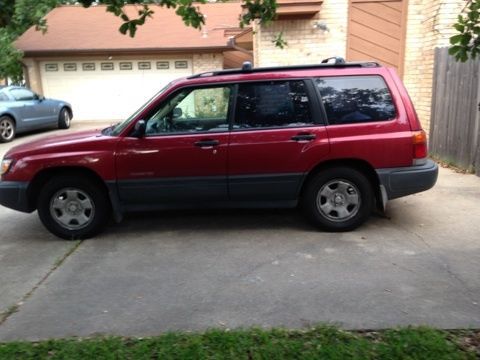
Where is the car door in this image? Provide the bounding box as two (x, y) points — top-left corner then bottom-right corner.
(115, 85), (233, 208)
(8, 88), (55, 129)
(228, 79), (330, 202)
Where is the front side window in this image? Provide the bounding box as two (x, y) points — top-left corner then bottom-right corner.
(10, 88), (36, 101)
(315, 76), (396, 125)
(234, 81), (312, 129)
(146, 86), (231, 135)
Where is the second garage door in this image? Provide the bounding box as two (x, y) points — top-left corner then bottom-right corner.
(40, 59), (193, 121)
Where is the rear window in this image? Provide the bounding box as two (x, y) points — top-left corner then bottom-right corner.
(315, 76), (396, 125)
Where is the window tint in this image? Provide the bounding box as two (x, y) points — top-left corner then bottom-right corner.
(10, 88), (35, 101)
(234, 81), (312, 129)
(146, 86), (231, 135)
(315, 76), (396, 125)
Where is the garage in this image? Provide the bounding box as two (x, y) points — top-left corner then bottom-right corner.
(15, 3), (249, 121)
(40, 59), (192, 120)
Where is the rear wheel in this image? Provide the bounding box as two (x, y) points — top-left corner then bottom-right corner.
(0, 116), (15, 142)
(37, 176), (110, 239)
(302, 167), (374, 231)
(58, 108), (71, 129)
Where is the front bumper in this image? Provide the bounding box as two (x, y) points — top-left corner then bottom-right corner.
(376, 159), (439, 200)
(0, 181), (34, 213)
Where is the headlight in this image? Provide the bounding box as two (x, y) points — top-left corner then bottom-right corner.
(1, 159), (13, 175)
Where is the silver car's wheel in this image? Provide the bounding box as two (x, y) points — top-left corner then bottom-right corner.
(50, 188), (95, 230)
(58, 108), (71, 129)
(316, 179), (360, 222)
(0, 116), (15, 143)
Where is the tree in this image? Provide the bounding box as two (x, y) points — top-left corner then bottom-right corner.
(450, 0), (480, 62)
(0, 0), (278, 83)
(0, 0), (61, 83)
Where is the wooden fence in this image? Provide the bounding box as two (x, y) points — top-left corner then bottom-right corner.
(430, 47), (480, 175)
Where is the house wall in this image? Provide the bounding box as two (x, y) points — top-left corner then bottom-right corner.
(403, 0), (465, 134)
(253, 0), (349, 67)
(192, 53), (224, 73)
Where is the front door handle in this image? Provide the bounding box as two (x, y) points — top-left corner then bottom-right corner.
(194, 139), (220, 147)
(291, 133), (316, 142)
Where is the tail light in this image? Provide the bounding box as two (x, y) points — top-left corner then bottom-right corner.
(412, 130), (427, 162)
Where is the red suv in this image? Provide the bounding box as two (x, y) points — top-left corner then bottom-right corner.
(0, 58), (438, 239)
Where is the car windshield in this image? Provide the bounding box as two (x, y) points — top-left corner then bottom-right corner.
(106, 82), (173, 136)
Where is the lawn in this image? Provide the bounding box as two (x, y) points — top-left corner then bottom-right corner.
(0, 326), (478, 359)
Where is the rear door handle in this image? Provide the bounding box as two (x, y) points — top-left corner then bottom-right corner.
(194, 139), (220, 147)
(291, 133), (316, 141)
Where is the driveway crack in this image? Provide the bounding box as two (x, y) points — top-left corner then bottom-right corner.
(0, 240), (83, 326)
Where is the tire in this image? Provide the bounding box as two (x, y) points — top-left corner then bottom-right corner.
(301, 167), (374, 232)
(0, 116), (16, 143)
(37, 175), (111, 240)
(58, 108), (71, 129)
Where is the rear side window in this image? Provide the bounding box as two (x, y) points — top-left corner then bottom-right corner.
(315, 76), (396, 125)
(234, 80), (312, 129)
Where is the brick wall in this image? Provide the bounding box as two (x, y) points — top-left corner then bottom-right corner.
(403, 0), (464, 134)
(253, 0), (349, 67)
(192, 53), (224, 73)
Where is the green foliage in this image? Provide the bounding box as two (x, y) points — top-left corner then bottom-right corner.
(0, 326), (476, 359)
(450, 0), (480, 62)
(272, 31), (288, 49)
(0, 0), (62, 83)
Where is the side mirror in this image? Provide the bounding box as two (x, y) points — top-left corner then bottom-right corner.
(132, 119), (146, 138)
(172, 107), (182, 119)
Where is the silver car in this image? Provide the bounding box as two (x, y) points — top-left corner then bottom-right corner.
(0, 86), (73, 142)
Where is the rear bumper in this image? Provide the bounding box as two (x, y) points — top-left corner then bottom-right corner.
(0, 181), (34, 213)
(376, 159), (439, 200)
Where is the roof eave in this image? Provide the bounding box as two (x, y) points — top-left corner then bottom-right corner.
(20, 45), (233, 58)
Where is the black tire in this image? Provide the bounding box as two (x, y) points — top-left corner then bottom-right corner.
(301, 167), (374, 232)
(37, 175), (111, 240)
(0, 115), (16, 143)
(58, 107), (71, 129)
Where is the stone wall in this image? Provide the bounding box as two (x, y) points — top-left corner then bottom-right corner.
(403, 0), (465, 134)
(192, 53), (224, 73)
(253, 0), (349, 66)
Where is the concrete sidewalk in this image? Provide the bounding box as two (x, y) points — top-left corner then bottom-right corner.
(0, 155), (479, 340)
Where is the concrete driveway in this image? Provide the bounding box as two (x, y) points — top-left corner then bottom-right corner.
(0, 123), (479, 341)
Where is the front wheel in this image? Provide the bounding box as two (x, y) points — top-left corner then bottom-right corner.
(301, 167), (374, 231)
(0, 116), (16, 143)
(37, 176), (110, 239)
(58, 108), (71, 129)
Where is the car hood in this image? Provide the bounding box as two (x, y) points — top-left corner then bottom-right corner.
(5, 129), (109, 159)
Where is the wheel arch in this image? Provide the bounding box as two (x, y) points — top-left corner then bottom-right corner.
(62, 105), (73, 118)
(0, 112), (17, 125)
(300, 158), (383, 211)
(27, 166), (120, 218)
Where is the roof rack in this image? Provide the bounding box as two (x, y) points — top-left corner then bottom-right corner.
(187, 57), (379, 79)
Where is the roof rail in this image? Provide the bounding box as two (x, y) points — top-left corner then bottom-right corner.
(187, 57), (380, 79)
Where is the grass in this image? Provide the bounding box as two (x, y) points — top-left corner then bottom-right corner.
(0, 326), (477, 359)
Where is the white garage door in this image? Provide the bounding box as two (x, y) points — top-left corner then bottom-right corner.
(40, 59), (193, 121)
